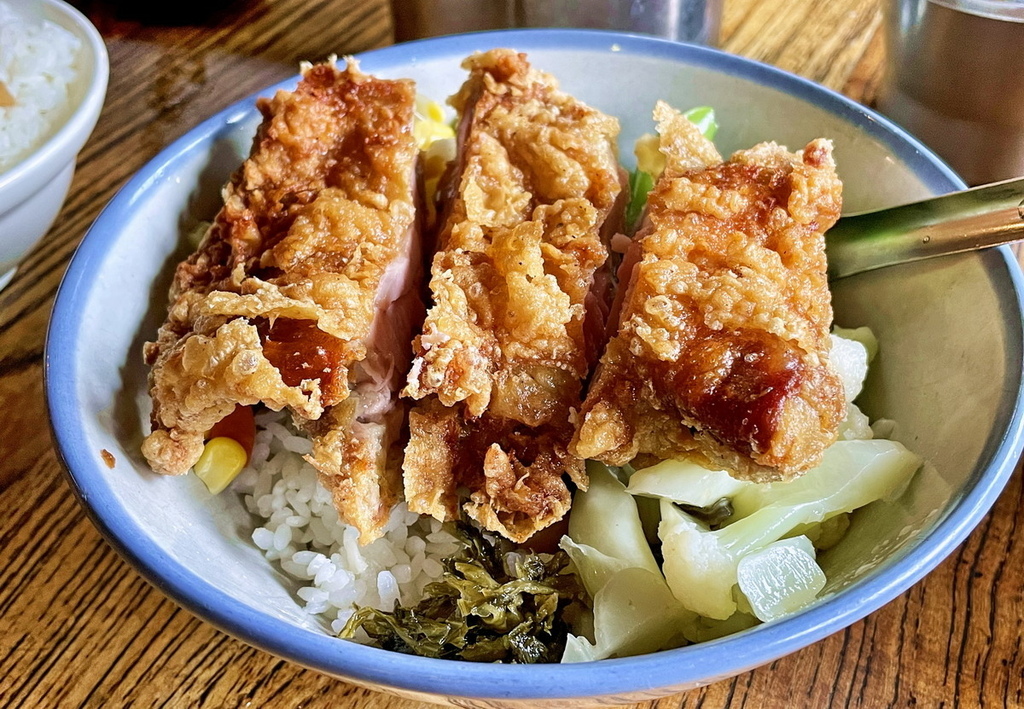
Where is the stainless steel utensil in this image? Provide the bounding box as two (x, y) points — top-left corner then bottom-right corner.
(827, 177), (1024, 280)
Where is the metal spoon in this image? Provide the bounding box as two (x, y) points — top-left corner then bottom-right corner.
(826, 176), (1024, 280)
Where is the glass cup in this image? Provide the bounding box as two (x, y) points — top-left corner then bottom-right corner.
(877, 0), (1024, 185)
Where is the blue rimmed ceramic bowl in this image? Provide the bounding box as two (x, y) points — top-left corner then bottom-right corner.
(46, 29), (1024, 707)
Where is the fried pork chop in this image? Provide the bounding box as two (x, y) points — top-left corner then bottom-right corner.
(142, 59), (423, 542)
(402, 50), (625, 542)
(572, 102), (845, 481)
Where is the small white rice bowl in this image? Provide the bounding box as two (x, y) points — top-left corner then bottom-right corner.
(0, 0), (106, 287)
(0, 1), (81, 172)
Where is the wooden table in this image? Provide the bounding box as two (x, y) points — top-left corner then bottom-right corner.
(1, 0), (1021, 706)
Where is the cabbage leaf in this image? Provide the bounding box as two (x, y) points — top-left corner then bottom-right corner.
(660, 439), (922, 619)
(560, 462), (691, 661)
(736, 536), (826, 622)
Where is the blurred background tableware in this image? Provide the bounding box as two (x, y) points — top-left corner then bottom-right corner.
(0, 0), (107, 290)
(877, 0), (1024, 185)
(66, 0), (247, 26)
(390, 0), (723, 45)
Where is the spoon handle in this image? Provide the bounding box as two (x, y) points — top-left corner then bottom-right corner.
(826, 177), (1024, 280)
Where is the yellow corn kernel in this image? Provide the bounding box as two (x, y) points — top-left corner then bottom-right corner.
(193, 437), (247, 494)
(634, 133), (666, 178)
(413, 119), (455, 151)
(413, 96), (455, 150)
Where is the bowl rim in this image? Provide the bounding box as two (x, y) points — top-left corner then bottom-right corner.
(0, 0), (109, 208)
(45, 28), (1024, 701)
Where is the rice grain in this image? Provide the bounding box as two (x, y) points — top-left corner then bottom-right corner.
(234, 414), (461, 629)
(0, 2), (82, 172)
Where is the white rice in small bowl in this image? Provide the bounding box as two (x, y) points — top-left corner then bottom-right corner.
(0, 0), (106, 288)
(0, 0), (82, 173)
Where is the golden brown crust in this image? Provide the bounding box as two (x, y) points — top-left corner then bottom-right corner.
(143, 59), (421, 542)
(402, 50), (624, 542)
(572, 101), (845, 481)
(404, 397), (585, 542)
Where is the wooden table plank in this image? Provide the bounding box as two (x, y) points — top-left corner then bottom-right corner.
(1, 0), (1020, 706)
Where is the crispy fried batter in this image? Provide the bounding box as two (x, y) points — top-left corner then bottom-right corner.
(402, 50), (624, 542)
(571, 101), (845, 481)
(143, 59), (422, 542)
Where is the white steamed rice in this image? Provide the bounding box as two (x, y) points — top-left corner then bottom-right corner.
(0, 1), (82, 173)
(232, 411), (461, 635)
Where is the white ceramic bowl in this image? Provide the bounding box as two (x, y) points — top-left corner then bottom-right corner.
(0, 0), (108, 288)
(46, 30), (1024, 707)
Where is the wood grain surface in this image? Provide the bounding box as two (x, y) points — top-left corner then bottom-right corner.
(1, 0), (1021, 706)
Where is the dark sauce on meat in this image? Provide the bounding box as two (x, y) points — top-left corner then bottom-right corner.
(256, 317), (347, 405)
(663, 330), (805, 457)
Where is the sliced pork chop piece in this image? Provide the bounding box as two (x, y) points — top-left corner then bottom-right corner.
(142, 59), (422, 542)
(572, 101), (845, 482)
(402, 49), (625, 543)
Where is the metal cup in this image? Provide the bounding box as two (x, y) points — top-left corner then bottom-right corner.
(877, 0), (1024, 185)
(390, 0), (723, 45)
